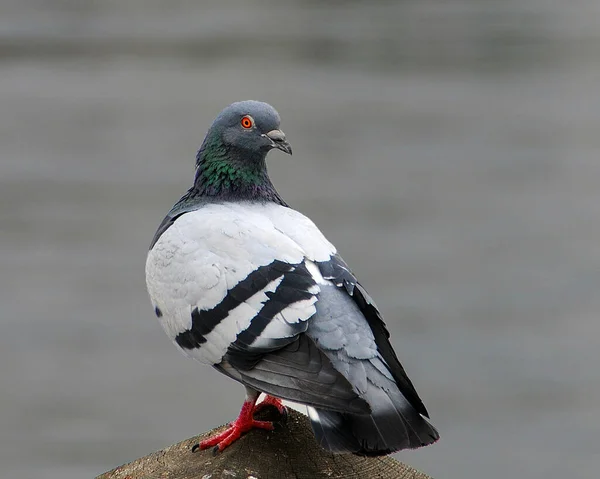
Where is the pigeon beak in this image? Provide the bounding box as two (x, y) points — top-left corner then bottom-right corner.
(265, 129), (292, 155)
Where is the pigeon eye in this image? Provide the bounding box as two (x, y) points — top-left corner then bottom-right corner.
(240, 115), (254, 129)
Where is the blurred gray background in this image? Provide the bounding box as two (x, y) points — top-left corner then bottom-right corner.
(1, 1), (599, 478)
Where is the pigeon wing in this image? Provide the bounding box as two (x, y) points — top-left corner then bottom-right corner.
(145, 202), (368, 413)
(317, 253), (429, 417)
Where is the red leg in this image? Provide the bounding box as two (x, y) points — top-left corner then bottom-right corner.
(253, 394), (287, 417)
(193, 392), (275, 453)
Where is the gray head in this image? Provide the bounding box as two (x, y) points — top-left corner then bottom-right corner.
(207, 100), (292, 157)
(190, 101), (291, 203)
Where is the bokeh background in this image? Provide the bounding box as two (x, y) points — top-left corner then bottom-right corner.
(2, 1), (599, 478)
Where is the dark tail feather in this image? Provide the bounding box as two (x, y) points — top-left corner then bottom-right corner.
(307, 388), (439, 456)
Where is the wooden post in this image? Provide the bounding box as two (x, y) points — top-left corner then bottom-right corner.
(96, 409), (433, 479)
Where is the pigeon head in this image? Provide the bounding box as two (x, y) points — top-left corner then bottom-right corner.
(210, 101), (292, 156)
(192, 101), (291, 202)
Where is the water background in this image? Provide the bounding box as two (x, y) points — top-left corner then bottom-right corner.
(1, 1), (599, 478)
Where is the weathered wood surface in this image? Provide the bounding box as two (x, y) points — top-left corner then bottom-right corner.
(96, 409), (433, 479)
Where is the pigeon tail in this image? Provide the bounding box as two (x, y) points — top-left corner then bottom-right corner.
(307, 383), (439, 456)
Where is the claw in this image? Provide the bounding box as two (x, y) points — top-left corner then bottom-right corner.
(193, 395), (276, 453)
(253, 395), (287, 419)
(198, 418), (274, 453)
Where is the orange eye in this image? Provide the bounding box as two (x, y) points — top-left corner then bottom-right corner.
(240, 115), (254, 129)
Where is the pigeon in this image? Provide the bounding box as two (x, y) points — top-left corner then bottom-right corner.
(145, 100), (439, 456)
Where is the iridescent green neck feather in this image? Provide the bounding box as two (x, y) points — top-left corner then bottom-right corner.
(188, 131), (286, 205)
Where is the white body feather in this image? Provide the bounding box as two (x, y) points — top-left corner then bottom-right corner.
(145, 202), (336, 365)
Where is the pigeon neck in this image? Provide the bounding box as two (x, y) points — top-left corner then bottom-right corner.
(190, 135), (287, 205)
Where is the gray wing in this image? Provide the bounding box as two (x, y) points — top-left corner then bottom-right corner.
(216, 252), (431, 419)
(316, 254), (430, 417)
(217, 258), (370, 414)
(306, 254), (439, 454)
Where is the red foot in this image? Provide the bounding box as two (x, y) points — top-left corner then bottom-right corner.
(253, 394), (287, 417)
(194, 398), (275, 453)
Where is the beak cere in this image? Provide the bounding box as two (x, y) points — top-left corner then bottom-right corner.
(265, 129), (292, 155)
